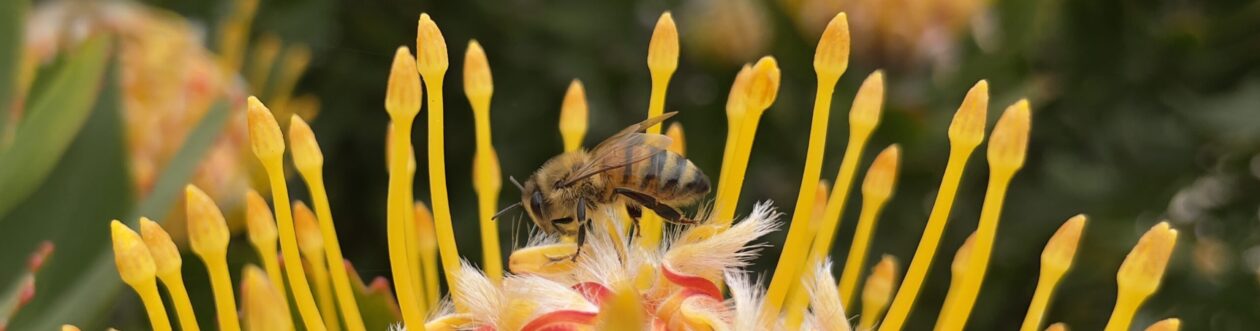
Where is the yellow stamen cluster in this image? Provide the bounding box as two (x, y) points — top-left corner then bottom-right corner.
(289, 116), (367, 330)
(247, 34), (282, 90)
(414, 202), (441, 308)
(294, 202), (340, 330)
(465, 39), (505, 281)
(383, 45), (428, 328)
(880, 80), (989, 331)
(241, 265), (296, 331)
(838, 143), (899, 306)
(638, 12), (681, 248)
(714, 57), (780, 226)
(248, 96), (328, 331)
(96, 9), (1197, 331)
(245, 189), (286, 301)
(763, 13), (850, 319)
(780, 181), (834, 328)
(110, 220), (171, 331)
(139, 218), (200, 331)
(1105, 222), (1179, 331)
(937, 233), (977, 323)
(1021, 215), (1087, 331)
(416, 14), (464, 319)
(217, 0), (259, 72)
(185, 185), (241, 331)
(859, 256), (899, 331)
(935, 100), (1032, 330)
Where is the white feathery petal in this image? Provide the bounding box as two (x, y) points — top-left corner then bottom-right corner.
(726, 269), (770, 331)
(572, 207), (642, 285)
(427, 295), (456, 320)
(454, 261), (503, 326)
(806, 260), (852, 331)
(504, 275), (597, 314)
(666, 202), (780, 278)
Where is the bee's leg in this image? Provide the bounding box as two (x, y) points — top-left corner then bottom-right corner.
(614, 188), (694, 225)
(572, 198), (588, 262)
(626, 204), (643, 237)
(572, 227), (586, 262)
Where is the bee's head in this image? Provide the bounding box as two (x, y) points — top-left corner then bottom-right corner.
(520, 176), (577, 235)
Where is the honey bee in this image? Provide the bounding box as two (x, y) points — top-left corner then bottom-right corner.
(497, 112), (710, 255)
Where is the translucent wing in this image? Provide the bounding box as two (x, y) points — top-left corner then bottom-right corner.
(560, 112), (677, 186)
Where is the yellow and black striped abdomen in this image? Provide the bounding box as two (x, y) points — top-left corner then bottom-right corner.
(607, 147), (710, 206)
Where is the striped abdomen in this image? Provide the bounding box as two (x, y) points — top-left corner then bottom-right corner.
(605, 147), (710, 205)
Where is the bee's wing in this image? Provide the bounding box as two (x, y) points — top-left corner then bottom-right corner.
(560, 113), (677, 186)
(595, 111), (677, 150)
(561, 133), (672, 186)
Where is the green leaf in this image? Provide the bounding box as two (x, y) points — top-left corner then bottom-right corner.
(0, 58), (132, 329)
(0, 35), (111, 220)
(4, 94), (233, 330)
(0, 0), (28, 139)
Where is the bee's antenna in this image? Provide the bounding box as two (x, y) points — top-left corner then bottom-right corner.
(491, 202), (522, 221)
(509, 176), (525, 191)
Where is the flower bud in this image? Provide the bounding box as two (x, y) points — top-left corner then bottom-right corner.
(293, 201), (324, 256)
(111, 220), (156, 285)
(948, 80), (989, 149)
(861, 145), (900, 202)
(813, 13), (850, 79)
(241, 265), (294, 331)
(246, 97), (285, 159)
(245, 189), (278, 249)
(726, 64), (753, 119)
(647, 12), (679, 79)
(185, 185), (230, 256)
(416, 14), (450, 76)
(385, 47), (423, 118)
(139, 218), (181, 277)
(988, 99), (1031, 172)
(288, 115), (324, 172)
(1042, 215), (1086, 273)
(849, 71), (885, 136)
(559, 79), (589, 152)
(1117, 222), (1179, 296)
(862, 255), (899, 320)
(463, 40), (494, 100)
(745, 56), (781, 113)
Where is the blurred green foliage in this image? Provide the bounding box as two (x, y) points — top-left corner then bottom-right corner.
(2, 0), (1259, 330)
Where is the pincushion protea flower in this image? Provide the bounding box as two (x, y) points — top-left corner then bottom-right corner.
(18, 0), (315, 236)
(84, 6), (1189, 331)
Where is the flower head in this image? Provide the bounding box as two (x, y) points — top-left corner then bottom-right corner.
(84, 8), (1189, 331)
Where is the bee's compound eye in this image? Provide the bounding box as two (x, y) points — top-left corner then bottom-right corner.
(530, 191), (546, 217)
(551, 217), (574, 225)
